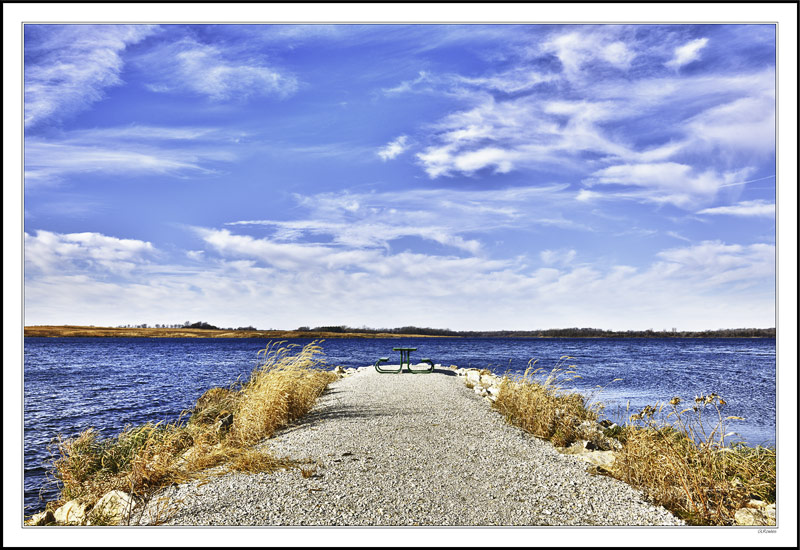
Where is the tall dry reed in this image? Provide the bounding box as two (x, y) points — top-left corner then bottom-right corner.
(493, 356), (602, 447)
(614, 394), (776, 525)
(45, 341), (337, 524)
(490, 358), (776, 526)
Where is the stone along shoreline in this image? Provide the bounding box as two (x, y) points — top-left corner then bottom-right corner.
(130, 365), (683, 526)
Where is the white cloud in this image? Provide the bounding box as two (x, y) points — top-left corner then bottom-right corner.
(139, 38), (298, 101)
(542, 31), (636, 79)
(655, 241), (775, 287)
(25, 230), (155, 275)
(697, 200), (775, 218)
(24, 126), (239, 186)
(377, 135), (410, 161)
(222, 185), (587, 272)
(686, 94), (775, 154)
(227, 218), (483, 256)
(601, 41), (636, 67)
(584, 163), (755, 209)
(382, 71), (433, 95)
(540, 249), (577, 266)
(665, 38), (709, 70)
(453, 68), (558, 93)
(24, 25), (157, 127)
(415, 96), (613, 178)
(383, 67), (556, 98)
(23, 225), (775, 331)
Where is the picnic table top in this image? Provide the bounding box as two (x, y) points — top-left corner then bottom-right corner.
(392, 347), (417, 351)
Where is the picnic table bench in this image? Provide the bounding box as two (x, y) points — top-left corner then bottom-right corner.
(374, 347), (434, 374)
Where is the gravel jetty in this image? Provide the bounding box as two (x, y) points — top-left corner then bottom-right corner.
(137, 366), (683, 526)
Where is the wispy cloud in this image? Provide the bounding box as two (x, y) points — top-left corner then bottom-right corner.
(377, 135), (410, 161)
(25, 230), (156, 276)
(540, 29), (636, 80)
(665, 37), (709, 70)
(697, 200), (775, 218)
(24, 25), (158, 128)
(24, 126), (239, 186)
(655, 240), (774, 287)
(382, 67), (556, 97)
(584, 163), (755, 208)
(223, 184), (585, 267)
(686, 94), (775, 155)
(24, 229), (775, 330)
(540, 248), (577, 267)
(137, 38), (298, 101)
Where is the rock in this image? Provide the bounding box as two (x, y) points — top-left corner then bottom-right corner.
(465, 370), (481, 386)
(584, 450), (616, 469)
(561, 440), (589, 454)
(559, 441), (617, 470)
(89, 490), (135, 525)
(577, 420), (603, 436)
(734, 506), (774, 526)
(25, 509), (55, 526)
(334, 366), (345, 375)
(480, 374), (498, 387)
(54, 499), (90, 525)
(486, 386), (502, 397)
(215, 412), (234, 435)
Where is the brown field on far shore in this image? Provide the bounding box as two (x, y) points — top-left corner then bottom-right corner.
(23, 325), (435, 339)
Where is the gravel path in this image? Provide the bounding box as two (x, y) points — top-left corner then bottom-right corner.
(137, 366), (683, 526)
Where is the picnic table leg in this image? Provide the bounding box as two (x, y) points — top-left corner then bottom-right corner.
(374, 357), (401, 374)
(400, 349), (410, 372)
(408, 358), (435, 374)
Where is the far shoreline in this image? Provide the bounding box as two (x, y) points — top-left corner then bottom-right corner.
(23, 325), (776, 339)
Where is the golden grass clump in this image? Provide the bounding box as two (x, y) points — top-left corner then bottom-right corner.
(45, 341), (337, 524)
(490, 357), (776, 526)
(226, 341), (337, 448)
(613, 394), (776, 525)
(492, 357), (601, 448)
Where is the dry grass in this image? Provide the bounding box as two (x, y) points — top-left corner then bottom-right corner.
(491, 359), (776, 526)
(493, 357), (602, 447)
(24, 325), (425, 339)
(45, 341), (338, 524)
(614, 395), (776, 525)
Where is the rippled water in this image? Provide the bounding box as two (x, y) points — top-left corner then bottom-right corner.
(23, 336), (776, 515)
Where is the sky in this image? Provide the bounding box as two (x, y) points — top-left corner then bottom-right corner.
(6, 7), (799, 548)
(20, 22), (780, 331)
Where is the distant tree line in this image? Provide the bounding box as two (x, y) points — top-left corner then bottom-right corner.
(114, 322), (774, 338)
(296, 325), (776, 338)
(117, 321), (258, 331)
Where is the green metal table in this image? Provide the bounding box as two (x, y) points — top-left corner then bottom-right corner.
(374, 348), (434, 373)
(393, 347), (417, 371)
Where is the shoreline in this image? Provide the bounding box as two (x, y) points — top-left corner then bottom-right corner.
(23, 325), (776, 339)
(133, 366), (685, 526)
(22, 325), (440, 339)
(26, 354), (776, 527)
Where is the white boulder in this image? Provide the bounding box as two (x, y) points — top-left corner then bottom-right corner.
(54, 499), (90, 525)
(89, 490), (135, 525)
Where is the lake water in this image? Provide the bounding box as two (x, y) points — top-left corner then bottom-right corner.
(23, 336), (776, 516)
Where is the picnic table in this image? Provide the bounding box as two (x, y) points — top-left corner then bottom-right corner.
(374, 347), (434, 374)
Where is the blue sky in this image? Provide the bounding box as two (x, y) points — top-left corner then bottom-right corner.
(21, 23), (779, 331)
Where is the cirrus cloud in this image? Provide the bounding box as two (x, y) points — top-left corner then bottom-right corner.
(24, 25), (158, 127)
